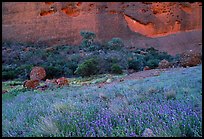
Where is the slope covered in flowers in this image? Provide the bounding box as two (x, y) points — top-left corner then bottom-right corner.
(2, 65), (202, 137)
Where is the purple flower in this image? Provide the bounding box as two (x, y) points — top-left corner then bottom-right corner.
(129, 132), (137, 137)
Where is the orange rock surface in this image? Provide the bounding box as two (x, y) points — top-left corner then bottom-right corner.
(2, 2), (202, 54)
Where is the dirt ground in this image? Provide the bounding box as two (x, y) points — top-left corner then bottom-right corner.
(98, 67), (187, 87)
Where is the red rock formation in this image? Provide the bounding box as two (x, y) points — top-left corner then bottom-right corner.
(123, 2), (202, 37)
(158, 59), (171, 69)
(45, 79), (58, 87)
(179, 50), (202, 67)
(143, 66), (151, 71)
(23, 79), (40, 89)
(56, 77), (69, 87)
(45, 77), (69, 87)
(30, 66), (46, 81)
(2, 2), (202, 54)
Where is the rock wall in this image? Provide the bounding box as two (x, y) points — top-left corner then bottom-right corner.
(2, 2), (202, 50)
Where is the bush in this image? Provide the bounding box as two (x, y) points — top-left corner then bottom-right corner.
(2, 71), (17, 80)
(144, 47), (173, 62)
(138, 47), (175, 69)
(44, 66), (64, 79)
(128, 59), (142, 71)
(74, 58), (99, 77)
(80, 30), (96, 48)
(107, 38), (124, 50)
(128, 55), (146, 71)
(157, 52), (173, 62)
(170, 54), (181, 67)
(41, 62), (76, 79)
(85, 49), (128, 74)
(146, 47), (158, 53)
(80, 31), (96, 40)
(2, 64), (33, 80)
(16, 65), (34, 79)
(146, 59), (160, 69)
(87, 42), (102, 52)
(41, 53), (80, 78)
(165, 90), (176, 100)
(65, 62), (78, 75)
(111, 64), (123, 74)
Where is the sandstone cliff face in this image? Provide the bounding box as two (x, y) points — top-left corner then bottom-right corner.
(2, 2), (202, 53)
(124, 2), (202, 37)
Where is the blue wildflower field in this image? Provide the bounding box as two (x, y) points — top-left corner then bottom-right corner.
(2, 65), (202, 137)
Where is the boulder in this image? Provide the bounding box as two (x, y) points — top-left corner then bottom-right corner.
(143, 66), (151, 71)
(45, 79), (58, 85)
(56, 77), (69, 87)
(180, 50), (202, 67)
(30, 66), (46, 81)
(23, 79), (39, 89)
(158, 59), (171, 69)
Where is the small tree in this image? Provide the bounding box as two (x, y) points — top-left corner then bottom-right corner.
(80, 30), (96, 48)
(74, 58), (99, 77)
(111, 64), (123, 74)
(146, 59), (160, 69)
(107, 37), (124, 50)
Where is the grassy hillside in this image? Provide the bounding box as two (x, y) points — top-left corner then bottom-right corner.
(2, 65), (202, 137)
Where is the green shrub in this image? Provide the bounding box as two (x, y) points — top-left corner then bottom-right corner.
(80, 31), (96, 40)
(87, 43), (102, 52)
(81, 40), (91, 49)
(146, 47), (158, 53)
(157, 52), (173, 62)
(41, 53), (80, 78)
(2, 64), (33, 80)
(65, 62), (78, 75)
(165, 90), (176, 100)
(93, 50), (129, 74)
(139, 47), (174, 69)
(172, 54), (181, 64)
(74, 58), (99, 77)
(100, 42), (110, 51)
(111, 64), (123, 74)
(15, 65), (33, 79)
(2, 71), (17, 80)
(128, 55), (146, 71)
(44, 66), (64, 79)
(107, 38), (124, 50)
(128, 59), (141, 71)
(145, 47), (174, 62)
(146, 59), (160, 69)
(106, 57), (119, 64)
(80, 31), (96, 48)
